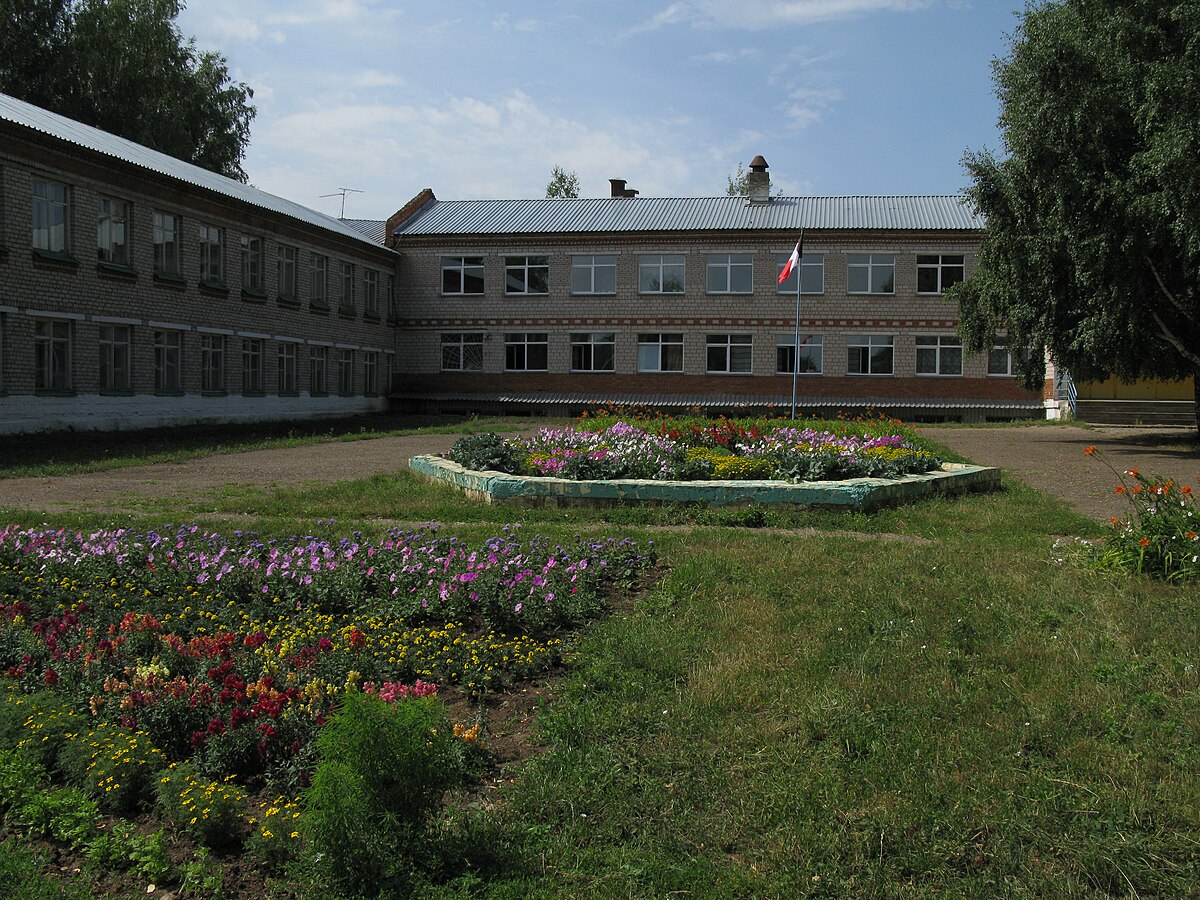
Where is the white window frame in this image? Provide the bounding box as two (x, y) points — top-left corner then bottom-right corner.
(363, 270), (379, 316)
(637, 333), (684, 373)
(154, 330), (182, 393)
(706, 254), (753, 294)
(505, 255), (549, 295)
(338, 349), (355, 395)
(240, 236), (264, 294)
(98, 324), (132, 392)
(705, 334), (753, 375)
(278, 246), (297, 301)
(32, 178), (69, 254)
(277, 343), (298, 394)
(639, 254), (685, 294)
(571, 255), (617, 295)
(309, 346), (328, 394)
(916, 254), (966, 295)
(570, 332), (616, 372)
(363, 351), (379, 395)
(915, 334), (963, 376)
(441, 333), (484, 372)
(153, 211), (180, 276)
(988, 339), (1032, 376)
(338, 261), (355, 311)
(242, 338), (264, 394)
(96, 196), (130, 266)
(442, 256), (485, 295)
(34, 319), (72, 391)
(386, 274), (396, 318)
(776, 252), (824, 295)
(776, 334), (823, 375)
(504, 332), (548, 372)
(200, 334), (225, 392)
(199, 223), (223, 285)
(847, 254), (895, 295)
(310, 254), (328, 307)
(846, 334), (894, 375)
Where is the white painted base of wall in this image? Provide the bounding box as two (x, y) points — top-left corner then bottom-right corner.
(1044, 399), (1069, 420)
(0, 393), (389, 435)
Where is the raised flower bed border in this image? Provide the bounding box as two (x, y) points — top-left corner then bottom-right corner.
(409, 455), (1001, 512)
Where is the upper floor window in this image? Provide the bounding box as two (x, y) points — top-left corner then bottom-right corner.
(98, 324), (132, 391)
(847, 334), (894, 375)
(240, 236), (264, 294)
(776, 334), (823, 375)
(776, 252), (824, 294)
(442, 333), (484, 372)
(847, 254), (894, 294)
(32, 179), (69, 254)
(338, 261), (355, 311)
(706, 254), (753, 294)
(504, 332), (548, 372)
(310, 254), (328, 308)
(915, 335), (963, 376)
(34, 319), (72, 391)
(637, 333), (684, 372)
(505, 255), (549, 295)
(571, 255), (616, 294)
(153, 211), (180, 276)
(442, 256), (484, 295)
(363, 270), (379, 316)
(198, 223), (223, 285)
(705, 334), (752, 374)
(917, 254), (965, 294)
(96, 197), (130, 266)
(639, 254), (685, 294)
(570, 332), (616, 372)
(278, 246), (297, 300)
(386, 274), (396, 318)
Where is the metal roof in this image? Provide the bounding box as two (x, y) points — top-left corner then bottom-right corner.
(0, 92), (389, 251)
(342, 218), (387, 243)
(395, 195), (984, 238)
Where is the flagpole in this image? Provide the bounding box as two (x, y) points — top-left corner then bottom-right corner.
(790, 230), (805, 420)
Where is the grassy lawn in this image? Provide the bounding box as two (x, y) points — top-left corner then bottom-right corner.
(3, 422), (1199, 897)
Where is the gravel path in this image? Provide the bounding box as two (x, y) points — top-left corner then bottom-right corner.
(1, 423), (1196, 523)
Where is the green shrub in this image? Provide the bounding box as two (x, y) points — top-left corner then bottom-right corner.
(155, 761), (247, 849)
(58, 724), (165, 815)
(710, 456), (774, 480)
(448, 432), (524, 474)
(0, 691), (85, 771)
(303, 692), (462, 893)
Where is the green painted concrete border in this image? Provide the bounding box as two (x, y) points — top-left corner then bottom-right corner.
(408, 455), (1001, 511)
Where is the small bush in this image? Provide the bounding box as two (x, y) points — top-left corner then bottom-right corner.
(156, 761), (246, 848)
(0, 691), (85, 772)
(58, 724), (165, 815)
(448, 432), (524, 474)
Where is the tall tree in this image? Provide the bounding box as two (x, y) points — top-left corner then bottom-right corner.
(948, 0), (1200, 431)
(0, 0), (255, 181)
(545, 165), (580, 199)
(725, 162), (749, 197)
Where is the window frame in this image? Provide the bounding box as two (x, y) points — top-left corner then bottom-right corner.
(310, 254), (328, 308)
(242, 337), (264, 394)
(363, 270), (379, 317)
(96, 196), (130, 267)
(441, 332), (484, 372)
(916, 254), (966, 295)
(847, 253), (895, 295)
(776, 252), (824, 294)
(638, 254), (686, 294)
(441, 256), (485, 295)
(153, 211), (180, 277)
(309, 345), (328, 395)
(775, 334), (823, 375)
(505, 255), (549, 295)
(846, 334), (895, 376)
(277, 342), (298, 395)
(200, 334), (226, 393)
(98, 324), (132, 392)
(33, 319), (72, 392)
(278, 245), (298, 301)
(915, 334), (964, 377)
(363, 350), (379, 396)
(503, 332), (549, 372)
(31, 178), (69, 255)
(705, 333), (753, 375)
(154, 330), (183, 394)
(198, 223), (224, 286)
(570, 255), (617, 295)
(240, 236), (264, 295)
(706, 253), (753, 295)
(338, 261), (355, 312)
(637, 333), (684, 373)
(570, 332), (616, 373)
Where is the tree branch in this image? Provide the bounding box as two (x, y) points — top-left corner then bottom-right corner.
(1145, 256), (1196, 324)
(1149, 309), (1200, 368)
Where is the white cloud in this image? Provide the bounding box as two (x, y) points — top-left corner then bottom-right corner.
(692, 47), (760, 64)
(629, 0), (933, 33)
(782, 85), (843, 127)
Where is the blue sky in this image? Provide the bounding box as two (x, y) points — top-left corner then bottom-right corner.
(178, 0), (1029, 221)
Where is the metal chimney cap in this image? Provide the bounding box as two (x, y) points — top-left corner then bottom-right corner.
(749, 155), (768, 172)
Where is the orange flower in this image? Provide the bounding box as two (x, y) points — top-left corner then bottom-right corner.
(1187, 531), (1198, 540)
(1138, 537), (1151, 548)
(1128, 468), (1141, 477)
(1110, 517), (1121, 525)
(1115, 486), (1127, 495)
(1132, 485), (1143, 494)
(1183, 485), (1194, 496)
(1084, 445), (1096, 456)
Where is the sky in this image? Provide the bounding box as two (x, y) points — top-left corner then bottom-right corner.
(177, 0), (1030, 221)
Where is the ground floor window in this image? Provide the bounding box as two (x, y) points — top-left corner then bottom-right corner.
(570, 332), (615, 372)
(242, 338), (264, 394)
(34, 319), (72, 391)
(98, 324), (132, 392)
(504, 333), (548, 372)
(442, 333), (483, 371)
(637, 333), (684, 373)
(154, 330), (182, 393)
(916, 335), (963, 376)
(278, 343), (298, 394)
(705, 334), (753, 374)
(988, 338), (1032, 376)
(309, 346), (328, 394)
(200, 334), (225, 393)
(776, 334), (823, 375)
(847, 334), (894, 375)
(364, 351), (379, 395)
(339, 349), (355, 396)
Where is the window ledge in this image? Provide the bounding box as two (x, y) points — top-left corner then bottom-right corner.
(242, 390), (267, 397)
(201, 390), (228, 397)
(97, 261), (137, 280)
(363, 312), (380, 323)
(155, 390), (185, 397)
(32, 248), (78, 267)
(99, 389), (135, 397)
(337, 305), (357, 318)
(278, 391), (300, 398)
(154, 272), (187, 288)
(199, 280), (229, 296)
(310, 391), (329, 397)
(309, 305), (330, 315)
(277, 296), (300, 308)
(241, 289), (267, 303)
(35, 389), (77, 397)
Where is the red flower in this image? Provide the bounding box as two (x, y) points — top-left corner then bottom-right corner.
(1084, 445), (1096, 456)
(1138, 537), (1151, 548)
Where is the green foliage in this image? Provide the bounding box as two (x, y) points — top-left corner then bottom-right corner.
(448, 432), (526, 474)
(0, 839), (93, 900)
(545, 164), (581, 199)
(155, 761), (246, 849)
(303, 692), (463, 893)
(178, 847), (226, 898)
(0, 690), (84, 772)
(950, 0), (1200, 428)
(58, 724), (165, 814)
(0, 0), (255, 180)
(84, 822), (172, 881)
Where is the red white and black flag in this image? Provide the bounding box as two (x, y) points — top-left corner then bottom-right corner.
(778, 234), (805, 285)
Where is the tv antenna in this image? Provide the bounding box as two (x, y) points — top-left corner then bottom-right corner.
(320, 187), (363, 218)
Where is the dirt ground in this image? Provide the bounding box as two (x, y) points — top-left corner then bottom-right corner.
(0, 423), (1197, 523)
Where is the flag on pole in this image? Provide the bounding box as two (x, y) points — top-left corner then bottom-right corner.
(778, 238), (803, 285)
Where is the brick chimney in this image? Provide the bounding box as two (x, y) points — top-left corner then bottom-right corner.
(609, 178), (639, 198)
(746, 155), (770, 204)
(385, 188), (437, 248)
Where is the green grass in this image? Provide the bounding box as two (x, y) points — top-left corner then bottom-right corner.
(3, 423), (1197, 897)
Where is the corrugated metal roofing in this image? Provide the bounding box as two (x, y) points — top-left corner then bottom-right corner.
(395, 195), (983, 237)
(342, 218), (387, 243)
(0, 92), (389, 250)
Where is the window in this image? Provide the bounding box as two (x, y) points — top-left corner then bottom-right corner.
(278, 246), (297, 301)
(706, 334), (753, 374)
(637, 333), (684, 373)
(386, 274), (396, 318)
(988, 339), (1032, 376)
(154, 331), (182, 393)
(917, 254), (965, 294)
(34, 319), (71, 391)
(364, 351), (379, 395)
(311, 254), (328, 307)
(32, 179), (69, 254)
(571, 255), (616, 294)
(309, 346), (328, 394)
(847, 334), (894, 375)
(96, 197), (130, 266)
(242, 338), (264, 393)
(706, 254), (753, 294)
(504, 333), (548, 371)
(915, 335), (963, 376)
(338, 261), (354, 311)
(277, 343), (298, 394)
(776, 252), (824, 294)
(240, 236), (264, 294)
(199, 224), (223, 285)
(505, 256), (549, 295)
(381, 354), (392, 395)
(442, 256), (484, 295)
(441, 333), (484, 371)
(338, 349), (354, 395)
(363, 270), (379, 316)
(570, 333), (615, 372)
(776, 334), (823, 374)
(639, 254), (685, 293)
(153, 211), (180, 276)
(200, 334), (225, 392)
(98, 324), (132, 392)
(847, 254), (894, 294)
